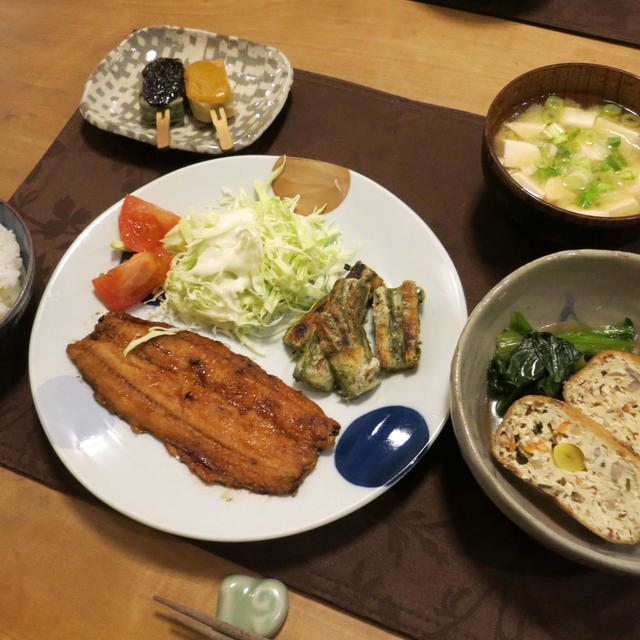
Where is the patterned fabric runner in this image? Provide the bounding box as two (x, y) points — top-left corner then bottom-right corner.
(4, 70), (640, 639)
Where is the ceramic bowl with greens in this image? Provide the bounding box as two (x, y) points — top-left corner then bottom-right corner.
(450, 249), (640, 575)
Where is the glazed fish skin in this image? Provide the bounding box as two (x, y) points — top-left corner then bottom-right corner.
(372, 281), (423, 370)
(66, 312), (340, 496)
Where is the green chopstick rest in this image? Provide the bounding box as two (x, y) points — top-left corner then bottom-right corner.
(216, 574), (289, 637)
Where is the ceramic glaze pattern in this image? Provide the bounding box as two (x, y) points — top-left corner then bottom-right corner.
(216, 575), (288, 637)
(29, 155), (467, 542)
(79, 26), (293, 153)
(335, 406), (430, 487)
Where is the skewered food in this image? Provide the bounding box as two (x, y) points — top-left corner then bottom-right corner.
(139, 58), (186, 125)
(184, 59), (234, 121)
(184, 59), (234, 150)
(67, 312), (340, 495)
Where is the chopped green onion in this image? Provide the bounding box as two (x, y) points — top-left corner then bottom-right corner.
(621, 113), (640, 127)
(497, 98), (640, 214)
(578, 182), (612, 208)
(534, 166), (561, 180)
(618, 168), (637, 181)
(540, 142), (558, 160)
(565, 169), (591, 191)
(601, 103), (622, 117)
(579, 129), (601, 145)
(545, 95), (564, 110)
(544, 122), (565, 139)
(578, 189), (596, 208)
(609, 155), (623, 171)
(609, 148), (627, 170)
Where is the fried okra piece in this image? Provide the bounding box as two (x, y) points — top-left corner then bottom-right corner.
(372, 281), (424, 370)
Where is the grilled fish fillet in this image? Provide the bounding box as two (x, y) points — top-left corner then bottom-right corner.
(372, 281), (424, 370)
(314, 277), (382, 399)
(283, 261), (384, 352)
(66, 312), (340, 495)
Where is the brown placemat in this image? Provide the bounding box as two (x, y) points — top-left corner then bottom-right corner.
(5, 70), (640, 640)
(420, 0), (640, 48)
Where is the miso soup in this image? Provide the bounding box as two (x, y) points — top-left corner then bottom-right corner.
(494, 95), (640, 217)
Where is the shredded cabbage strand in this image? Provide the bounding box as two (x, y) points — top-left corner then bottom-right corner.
(161, 166), (351, 343)
(123, 327), (179, 357)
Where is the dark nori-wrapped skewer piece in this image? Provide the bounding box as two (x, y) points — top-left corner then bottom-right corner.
(139, 58), (185, 147)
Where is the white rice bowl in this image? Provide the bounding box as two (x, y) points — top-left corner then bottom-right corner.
(0, 223), (23, 319)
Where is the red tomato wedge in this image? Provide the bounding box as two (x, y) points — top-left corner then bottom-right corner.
(92, 248), (172, 311)
(118, 194), (180, 252)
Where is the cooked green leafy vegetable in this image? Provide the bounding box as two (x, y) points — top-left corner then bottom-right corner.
(555, 318), (636, 358)
(488, 312), (636, 415)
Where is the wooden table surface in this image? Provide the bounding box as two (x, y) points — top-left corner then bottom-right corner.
(2, 2), (639, 638)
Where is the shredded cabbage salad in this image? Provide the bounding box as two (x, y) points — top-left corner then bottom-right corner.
(161, 164), (352, 344)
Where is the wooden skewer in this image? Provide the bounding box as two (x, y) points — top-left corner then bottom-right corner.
(155, 109), (170, 149)
(210, 105), (234, 151)
(153, 594), (266, 640)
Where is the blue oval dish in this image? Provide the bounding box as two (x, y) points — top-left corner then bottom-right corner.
(335, 406), (429, 487)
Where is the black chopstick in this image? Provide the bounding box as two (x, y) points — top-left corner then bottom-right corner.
(154, 595), (266, 640)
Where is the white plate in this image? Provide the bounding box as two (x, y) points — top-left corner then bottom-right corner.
(79, 26), (293, 153)
(29, 156), (467, 542)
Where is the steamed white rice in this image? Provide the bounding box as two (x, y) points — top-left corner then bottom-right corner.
(0, 223), (23, 319)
